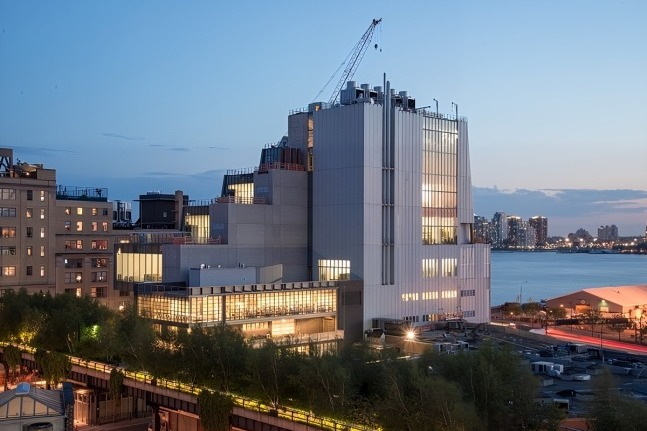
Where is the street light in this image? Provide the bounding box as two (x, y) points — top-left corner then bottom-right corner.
(432, 98), (439, 116)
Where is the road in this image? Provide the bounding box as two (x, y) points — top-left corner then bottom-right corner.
(547, 328), (647, 356)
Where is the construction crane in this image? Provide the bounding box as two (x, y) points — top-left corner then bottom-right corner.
(313, 18), (382, 106)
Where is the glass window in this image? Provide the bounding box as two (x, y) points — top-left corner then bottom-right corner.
(76, 221), (83, 231)
(102, 222), (108, 232)
(26, 190), (33, 201)
(40, 209), (45, 219)
(26, 246), (32, 256)
(26, 227), (32, 237)
(1, 227), (16, 238)
(64, 240), (83, 250)
(40, 265), (45, 277)
(92, 258), (107, 268)
(26, 266), (33, 276)
(2, 266), (17, 276)
(0, 188), (16, 199)
(102, 208), (108, 216)
(64, 221), (71, 231)
(65, 207), (71, 215)
(77, 207), (83, 215)
(26, 208), (33, 218)
(91, 222), (98, 231)
(91, 240), (108, 250)
(40, 245), (45, 256)
(92, 208), (98, 216)
(92, 271), (108, 282)
(64, 258), (83, 269)
(318, 259), (350, 281)
(1, 246), (17, 255)
(40, 227), (45, 238)
(0, 207), (16, 217)
(40, 190), (45, 202)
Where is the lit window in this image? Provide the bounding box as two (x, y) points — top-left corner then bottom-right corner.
(318, 259), (350, 281)
(102, 222), (108, 232)
(40, 265), (45, 277)
(40, 245), (45, 256)
(1, 227), (16, 238)
(40, 227), (45, 238)
(40, 209), (45, 219)
(26, 208), (33, 218)
(91, 222), (98, 232)
(76, 221), (83, 231)
(1, 266), (17, 276)
(422, 258), (438, 278)
(26, 246), (33, 256)
(40, 191), (45, 202)
(64, 221), (71, 231)
(92, 208), (98, 216)
(91, 240), (108, 250)
(77, 207), (83, 215)
(65, 207), (71, 215)
(0, 188), (16, 199)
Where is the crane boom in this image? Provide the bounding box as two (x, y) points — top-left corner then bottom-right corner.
(328, 18), (382, 105)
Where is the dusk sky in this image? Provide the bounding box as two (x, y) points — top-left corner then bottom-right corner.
(1, 1), (646, 236)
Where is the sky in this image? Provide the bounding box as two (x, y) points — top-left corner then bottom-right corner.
(1, 1), (646, 236)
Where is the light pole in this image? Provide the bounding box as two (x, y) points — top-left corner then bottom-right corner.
(433, 98), (439, 116)
(451, 102), (458, 120)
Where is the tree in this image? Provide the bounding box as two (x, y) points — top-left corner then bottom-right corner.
(3, 344), (22, 385)
(109, 368), (124, 406)
(522, 302), (540, 327)
(35, 349), (71, 389)
(198, 390), (234, 431)
(209, 325), (248, 392)
(606, 314), (629, 341)
(588, 370), (647, 431)
(582, 309), (603, 337)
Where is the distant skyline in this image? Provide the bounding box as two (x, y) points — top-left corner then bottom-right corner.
(1, 1), (646, 235)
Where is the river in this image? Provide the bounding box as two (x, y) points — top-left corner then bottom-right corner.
(491, 251), (647, 306)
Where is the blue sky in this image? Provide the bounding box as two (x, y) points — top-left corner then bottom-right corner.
(1, 1), (646, 236)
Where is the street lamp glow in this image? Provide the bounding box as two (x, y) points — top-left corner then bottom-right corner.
(406, 331), (415, 340)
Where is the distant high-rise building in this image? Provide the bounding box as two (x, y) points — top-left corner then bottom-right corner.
(597, 224), (619, 241)
(491, 212), (508, 248)
(529, 216), (548, 247)
(473, 215), (490, 244)
(506, 216), (523, 248)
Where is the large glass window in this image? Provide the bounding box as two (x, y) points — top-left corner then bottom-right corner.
(1, 266), (17, 276)
(116, 248), (162, 282)
(0, 188), (16, 200)
(91, 240), (108, 250)
(0, 246), (16, 255)
(422, 117), (458, 244)
(65, 240), (83, 250)
(1, 227), (16, 238)
(318, 260), (350, 281)
(0, 207), (16, 217)
(422, 258), (438, 278)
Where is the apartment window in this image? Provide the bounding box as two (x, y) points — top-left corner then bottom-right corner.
(40, 245), (45, 257)
(26, 246), (32, 256)
(64, 258), (83, 269)
(102, 222), (108, 232)
(92, 208), (98, 216)
(40, 265), (45, 277)
(26, 266), (33, 276)
(25, 227), (32, 238)
(77, 207), (83, 215)
(92, 258), (107, 268)
(76, 221), (83, 231)
(40, 209), (45, 219)
(91, 287), (107, 298)
(2, 266), (17, 276)
(422, 258), (438, 278)
(40, 191), (45, 202)
(26, 208), (33, 218)
(91, 240), (108, 250)
(64, 240), (83, 250)
(91, 222), (98, 232)
(64, 272), (83, 284)
(92, 271), (108, 282)
(65, 207), (71, 215)
(441, 258), (457, 277)
(40, 227), (45, 238)
(102, 208), (108, 216)
(26, 190), (33, 201)
(65, 288), (82, 297)
(461, 289), (476, 297)
(1, 246), (16, 255)
(0, 188), (16, 200)
(1, 227), (16, 238)
(0, 207), (16, 217)
(64, 221), (71, 231)
(463, 310), (476, 318)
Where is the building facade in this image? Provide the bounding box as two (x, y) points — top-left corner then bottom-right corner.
(529, 216), (548, 247)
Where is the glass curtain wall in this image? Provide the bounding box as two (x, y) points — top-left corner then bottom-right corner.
(422, 117), (458, 244)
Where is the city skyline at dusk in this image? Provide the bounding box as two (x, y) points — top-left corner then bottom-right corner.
(1, 1), (646, 235)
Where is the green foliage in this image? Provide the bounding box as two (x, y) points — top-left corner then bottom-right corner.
(198, 390), (234, 431)
(109, 368), (124, 403)
(588, 371), (647, 431)
(3, 344), (22, 383)
(35, 349), (71, 389)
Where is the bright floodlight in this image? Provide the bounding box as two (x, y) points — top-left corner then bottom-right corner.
(406, 331), (415, 340)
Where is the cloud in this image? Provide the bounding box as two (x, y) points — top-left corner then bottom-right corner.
(9, 145), (77, 157)
(102, 132), (145, 141)
(169, 147), (190, 152)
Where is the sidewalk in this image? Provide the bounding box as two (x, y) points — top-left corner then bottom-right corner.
(75, 415), (152, 431)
